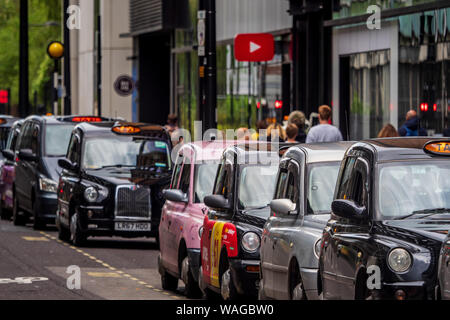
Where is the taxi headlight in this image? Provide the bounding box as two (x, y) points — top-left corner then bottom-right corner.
(314, 239), (322, 259)
(241, 232), (260, 253)
(84, 187), (99, 203)
(388, 248), (412, 273)
(39, 177), (58, 193)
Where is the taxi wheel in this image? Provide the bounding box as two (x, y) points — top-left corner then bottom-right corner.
(290, 267), (306, 300)
(220, 268), (238, 301)
(181, 257), (202, 299)
(161, 271), (178, 291)
(70, 211), (86, 247)
(12, 195), (26, 226)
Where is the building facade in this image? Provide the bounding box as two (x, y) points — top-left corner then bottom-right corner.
(326, 0), (450, 139)
(65, 0), (133, 120)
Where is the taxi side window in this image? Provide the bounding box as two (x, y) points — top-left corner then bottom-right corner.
(31, 124), (39, 155)
(336, 157), (356, 200)
(19, 122), (32, 151)
(349, 158), (369, 207)
(170, 155), (183, 189)
(214, 162), (233, 201)
(274, 170), (288, 200)
(179, 162), (191, 195)
(286, 162), (300, 205)
(67, 135), (80, 165)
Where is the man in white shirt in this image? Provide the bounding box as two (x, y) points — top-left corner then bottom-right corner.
(306, 105), (343, 144)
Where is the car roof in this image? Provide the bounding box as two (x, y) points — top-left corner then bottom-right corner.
(75, 122), (169, 139)
(181, 141), (240, 162)
(285, 141), (355, 164)
(354, 137), (450, 162)
(0, 116), (21, 127)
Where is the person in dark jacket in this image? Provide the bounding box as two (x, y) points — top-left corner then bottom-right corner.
(398, 110), (428, 137)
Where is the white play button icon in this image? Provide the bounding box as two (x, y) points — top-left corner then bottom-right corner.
(250, 41), (261, 53)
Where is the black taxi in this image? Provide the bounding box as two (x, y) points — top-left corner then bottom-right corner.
(318, 138), (450, 300)
(56, 122), (172, 246)
(199, 143), (283, 300)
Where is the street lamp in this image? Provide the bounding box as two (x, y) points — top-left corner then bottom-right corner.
(47, 41), (65, 115)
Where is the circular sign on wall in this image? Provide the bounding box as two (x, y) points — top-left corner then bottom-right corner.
(114, 75), (135, 97)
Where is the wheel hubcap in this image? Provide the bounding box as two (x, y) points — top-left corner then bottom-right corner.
(221, 269), (231, 300)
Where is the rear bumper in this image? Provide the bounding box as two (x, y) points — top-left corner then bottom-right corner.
(230, 259), (260, 297)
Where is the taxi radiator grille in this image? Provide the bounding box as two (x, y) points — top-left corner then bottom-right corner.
(115, 186), (151, 219)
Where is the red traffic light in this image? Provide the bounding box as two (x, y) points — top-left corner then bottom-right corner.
(420, 103), (429, 112)
(433, 104), (437, 112)
(0, 90), (8, 104)
(275, 100), (283, 109)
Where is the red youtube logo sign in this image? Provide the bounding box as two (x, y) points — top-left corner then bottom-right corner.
(234, 33), (274, 62)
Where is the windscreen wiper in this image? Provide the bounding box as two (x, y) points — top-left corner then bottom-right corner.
(396, 208), (450, 220)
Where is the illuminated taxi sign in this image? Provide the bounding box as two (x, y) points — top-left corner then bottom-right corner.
(424, 141), (450, 156)
(71, 117), (103, 123)
(112, 126), (141, 134)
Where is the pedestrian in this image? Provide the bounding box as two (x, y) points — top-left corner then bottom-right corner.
(237, 127), (250, 141)
(252, 120), (268, 141)
(398, 110), (427, 137)
(285, 124), (299, 143)
(306, 105), (343, 143)
(378, 124), (399, 138)
(288, 111), (307, 143)
(267, 123), (286, 142)
(164, 114), (179, 136)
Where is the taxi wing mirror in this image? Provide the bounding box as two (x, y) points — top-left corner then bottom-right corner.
(2, 149), (15, 161)
(332, 200), (367, 220)
(18, 149), (38, 162)
(270, 199), (297, 215)
(58, 159), (78, 172)
(204, 195), (230, 211)
(163, 189), (188, 204)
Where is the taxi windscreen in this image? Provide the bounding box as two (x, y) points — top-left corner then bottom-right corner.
(238, 165), (278, 213)
(378, 161), (450, 220)
(82, 137), (171, 170)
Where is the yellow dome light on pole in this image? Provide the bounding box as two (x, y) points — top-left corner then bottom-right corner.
(47, 41), (65, 116)
(47, 41), (64, 60)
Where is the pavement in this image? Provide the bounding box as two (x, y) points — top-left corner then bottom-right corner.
(0, 219), (189, 300)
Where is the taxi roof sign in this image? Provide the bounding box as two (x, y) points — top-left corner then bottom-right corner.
(424, 141), (450, 156)
(112, 126), (141, 135)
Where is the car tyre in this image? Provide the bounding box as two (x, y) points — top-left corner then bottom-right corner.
(290, 267), (306, 300)
(70, 210), (86, 247)
(12, 195), (26, 226)
(181, 257), (202, 299)
(161, 271), (178, 292)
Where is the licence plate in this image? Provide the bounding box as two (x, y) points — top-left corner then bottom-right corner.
(115, 222), (151, 232)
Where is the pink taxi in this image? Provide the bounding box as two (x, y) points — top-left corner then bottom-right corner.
(158, 141), (236, 298)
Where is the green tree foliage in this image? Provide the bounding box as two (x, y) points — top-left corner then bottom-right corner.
(0, 0), (61, 111)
